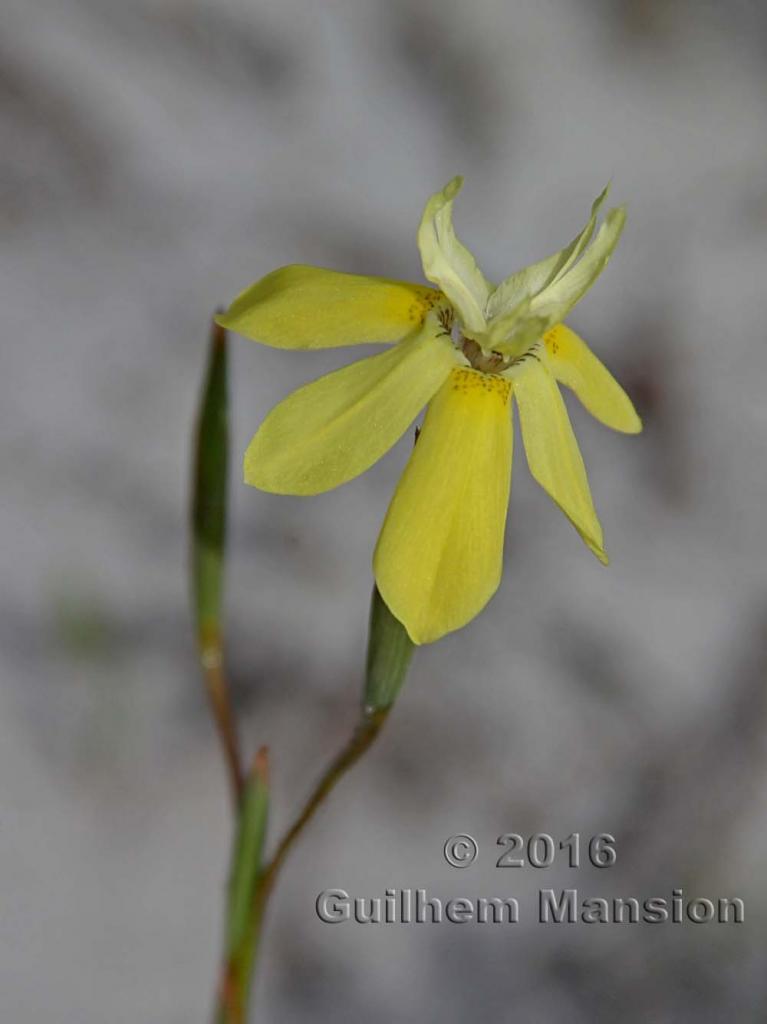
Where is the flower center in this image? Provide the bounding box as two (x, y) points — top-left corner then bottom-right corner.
(460, 337), (508, 375)
(436, 302), (540, 375)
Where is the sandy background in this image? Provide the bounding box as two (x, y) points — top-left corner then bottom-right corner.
(2, 0), (766, 1020)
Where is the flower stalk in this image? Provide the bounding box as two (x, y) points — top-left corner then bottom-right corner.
(240, 586), (414, 1013)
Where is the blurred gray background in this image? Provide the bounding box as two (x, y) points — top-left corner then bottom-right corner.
(2, 0), (766, 1020)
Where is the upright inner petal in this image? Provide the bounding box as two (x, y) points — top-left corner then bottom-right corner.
(528, 207), (626, 326)
(374, 367), (513, 644)
(487, 186), (610, 320)
(417, 177), (491, 336)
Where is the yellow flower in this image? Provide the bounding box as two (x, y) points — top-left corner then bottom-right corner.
(217, 178), (641, 644)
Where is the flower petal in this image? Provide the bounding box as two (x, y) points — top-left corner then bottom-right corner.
(374, 368), (513, 644)
(417, 177), (491, 336)
(487, 186), (610, 319)
(217, 265), (441, 349)
(542, 324), (642, 434)
(513, 360), (607, 563)
(244, 320), (456, 495)
(529, 206), (626, 325)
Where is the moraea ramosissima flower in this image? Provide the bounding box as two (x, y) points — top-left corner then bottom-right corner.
(217, 178), (641, 644)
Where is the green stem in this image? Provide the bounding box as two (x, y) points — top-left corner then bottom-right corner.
(201, 638), (244, 809)
(214, 750), (270, 1024)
